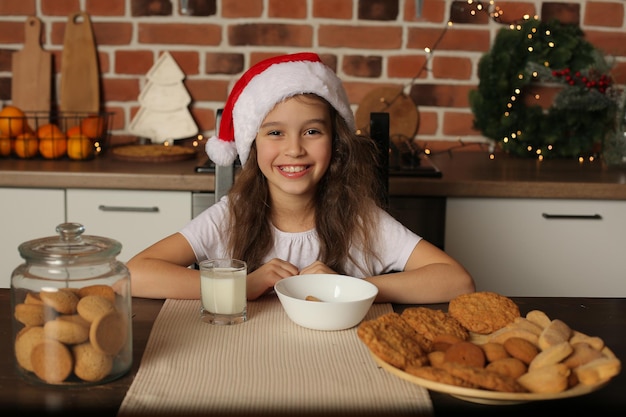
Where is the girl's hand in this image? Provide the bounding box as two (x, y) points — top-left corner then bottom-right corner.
(246, 258), (299, 300)
(299, 261), (337, 275)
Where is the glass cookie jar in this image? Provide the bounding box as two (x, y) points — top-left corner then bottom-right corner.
(10, 223), (132, 386)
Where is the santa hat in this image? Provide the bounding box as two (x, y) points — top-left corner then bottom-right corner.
(205, 52), (355, 166)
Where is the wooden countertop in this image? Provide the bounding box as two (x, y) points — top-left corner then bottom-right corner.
(1, 151), (626, 199)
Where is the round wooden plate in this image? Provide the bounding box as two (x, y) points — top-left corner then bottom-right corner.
(370, 352), (613, 405)
(111, 144), (197, 163)
(355, 86), (419, 141)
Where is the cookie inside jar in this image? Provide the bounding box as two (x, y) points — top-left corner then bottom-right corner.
(10, 223), (132, 386)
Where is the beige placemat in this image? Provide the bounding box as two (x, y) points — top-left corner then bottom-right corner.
(118, 297), (433, 416)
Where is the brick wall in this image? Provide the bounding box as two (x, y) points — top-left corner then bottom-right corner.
(0, 0), (625, 150)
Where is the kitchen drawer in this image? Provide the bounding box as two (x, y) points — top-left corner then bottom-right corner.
(445, 198), (626, 297)
(0, 188), (65, 288)
(66, 189), (192, 262)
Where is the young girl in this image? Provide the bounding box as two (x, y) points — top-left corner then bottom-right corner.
(127, 52), (474, 304)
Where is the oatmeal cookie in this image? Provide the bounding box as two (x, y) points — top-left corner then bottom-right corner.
(401, 307), (469, 343)
(448, 292), (520, 335)
(357, 314), (429, 370)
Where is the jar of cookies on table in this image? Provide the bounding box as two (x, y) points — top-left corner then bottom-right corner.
(10, 222), (132, 386)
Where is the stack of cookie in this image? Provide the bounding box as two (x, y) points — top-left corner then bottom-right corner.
(357, 291), (621, 394)
(13, 284), (130, 385)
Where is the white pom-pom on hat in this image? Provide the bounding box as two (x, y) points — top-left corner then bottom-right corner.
(205, 52), (355, 166)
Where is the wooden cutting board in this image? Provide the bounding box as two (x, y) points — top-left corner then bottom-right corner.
(60, 11), (100, 115)
(11, 16), (52, 112)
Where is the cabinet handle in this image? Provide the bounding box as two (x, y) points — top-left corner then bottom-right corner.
(542, 213), (602, 220)
(98, 205), (160, 213)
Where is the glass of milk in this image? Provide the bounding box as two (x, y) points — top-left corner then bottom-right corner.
(199, 259), (247, 325)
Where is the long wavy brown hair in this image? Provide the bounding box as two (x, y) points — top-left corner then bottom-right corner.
(226, 94), (384, 275)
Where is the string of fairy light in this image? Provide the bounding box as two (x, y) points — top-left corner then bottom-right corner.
(377, 0), (506, 159)
(380, 0), (606, 162)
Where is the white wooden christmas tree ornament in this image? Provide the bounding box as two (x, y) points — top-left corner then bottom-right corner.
(129, 52), (199, 143)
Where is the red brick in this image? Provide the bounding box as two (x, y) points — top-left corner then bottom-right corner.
(541, 2), (580, 25)
(168, 51), (200, 76)
(0, 50), (11, 71)
(92, 22), (134, 45)
(342, 81), (401, 106)
(585, 30), (626, 56)
(494, 2), (537, 24)
(408, 27), (490, 52)
(409, 84), (473, 108)
(449, 0), (490, 24)
(185, 79), (230, 102)
(0, 76), (9, 101)
(584, 1), (624, 27)
(228, 24), (313, 47)
(313, 0), (352, 19)
(41, 0), (79, 16)
(191, 107), (215, 133)
(358, 0), (399, 21)
(404, 0), (445, 23)
(416, 110), (438, 136)
(102, 78), (140, 102)
(138, 23), (222, 45)
(0, 0), (36, 15)
(98, 51), (110, 74)
(269, 0), (307, 18)
(0, 22), (28, 43)
(131, 0), (172, 16)
(343, 55), (382, 78)
(103, 106), (125, 131)
(388, 55), (428, 79)
(115, 50), (154, 75)
(179, 0), (217, 17)
(610, 62), (626, 85)
(319, 25), (402, 49)
(442, 111), (480, 136)
(205, 53), (244, 74)
(86, 0), (125, 16)
(432, 56), (472, 80)
(222, 0), (263, 17)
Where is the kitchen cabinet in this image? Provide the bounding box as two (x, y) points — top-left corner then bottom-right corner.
(445, 198), (626, 297)
(0, 188), (65, 288)
(66, 189), (192, 263)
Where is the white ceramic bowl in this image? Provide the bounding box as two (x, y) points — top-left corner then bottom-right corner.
(274, 274), (378, 331)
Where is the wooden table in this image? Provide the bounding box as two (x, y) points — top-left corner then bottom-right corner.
(2, 290), (625, 415)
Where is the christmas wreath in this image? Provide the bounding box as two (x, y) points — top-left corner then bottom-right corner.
(470, 18), (618, 159)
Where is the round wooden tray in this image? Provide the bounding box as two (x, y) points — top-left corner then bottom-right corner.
(370, 352), (613, 405)
(111, 144), (197, 163)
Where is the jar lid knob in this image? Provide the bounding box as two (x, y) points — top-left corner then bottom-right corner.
(56, 223), (85, 242)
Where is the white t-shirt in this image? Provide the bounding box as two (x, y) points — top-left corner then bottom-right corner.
(180, 197), (422, 277)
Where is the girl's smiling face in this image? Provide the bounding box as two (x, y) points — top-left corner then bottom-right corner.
(255, 94), (333, 202)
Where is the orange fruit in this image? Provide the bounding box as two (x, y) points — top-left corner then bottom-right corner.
(67, 135), (94, 160)
(0, 136), (12, 156)
(0, 105), (30, 137)
(14, 132), (39, 158)
(37, 123), (66, 140)
(39, 137), (67, 159)
(80, 115), (106, 138)
(66, 125), (83, 138)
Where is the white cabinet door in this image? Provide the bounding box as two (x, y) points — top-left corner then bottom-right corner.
(445, 198), (626, 297)
(66, 189), (191, 263)
(0, 188), (65, 288)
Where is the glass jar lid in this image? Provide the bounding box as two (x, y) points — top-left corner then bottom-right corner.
(18, 223), (122, 265)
